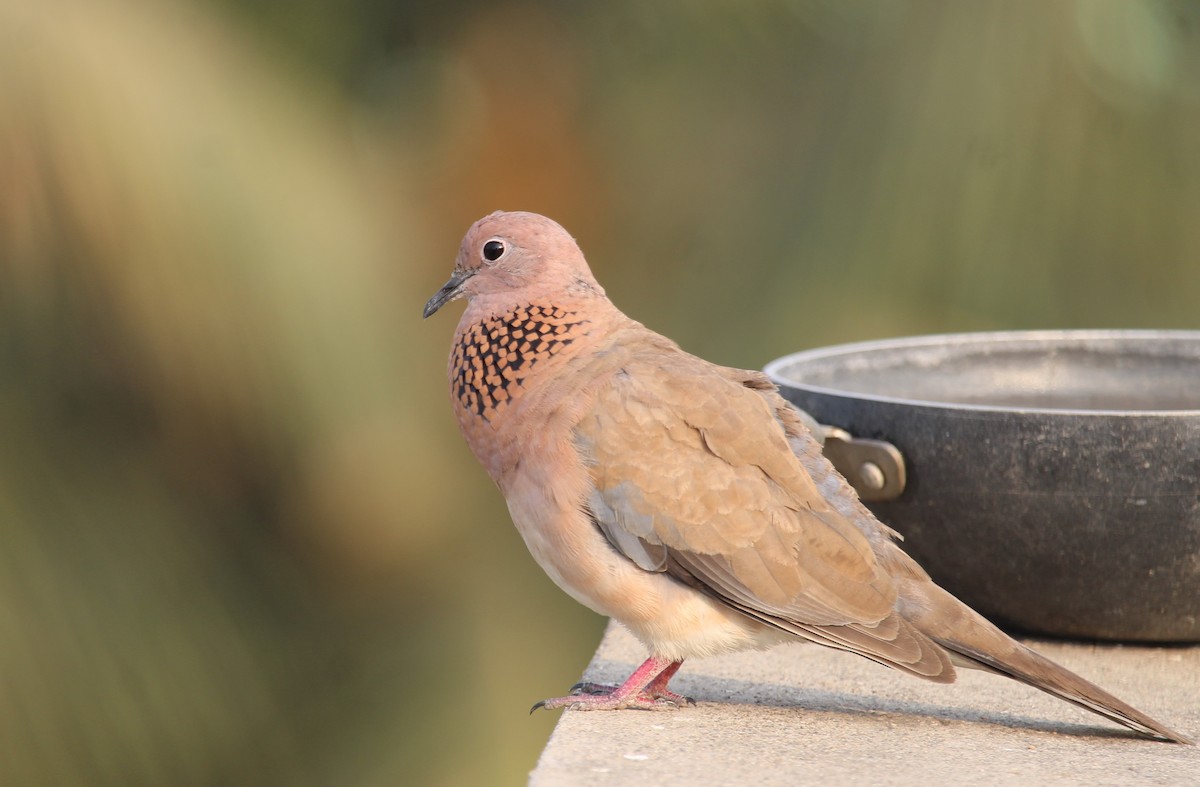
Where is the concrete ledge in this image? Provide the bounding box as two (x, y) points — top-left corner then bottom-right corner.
(531, 623), (1199, 785)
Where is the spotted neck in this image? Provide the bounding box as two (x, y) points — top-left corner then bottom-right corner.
(451, 303), (591, 423)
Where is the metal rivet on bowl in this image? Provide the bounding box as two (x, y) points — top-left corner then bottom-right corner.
(858, 461), (886, 491)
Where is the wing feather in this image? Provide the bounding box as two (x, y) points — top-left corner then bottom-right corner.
(576, 349), (953, 680)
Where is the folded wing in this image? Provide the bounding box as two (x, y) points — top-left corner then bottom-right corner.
(575, 351), (954, 680)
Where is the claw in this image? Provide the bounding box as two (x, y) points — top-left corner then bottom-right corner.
(530, 700), (547, 715)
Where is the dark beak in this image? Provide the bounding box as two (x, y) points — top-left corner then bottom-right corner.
(423, 270), (473, 319)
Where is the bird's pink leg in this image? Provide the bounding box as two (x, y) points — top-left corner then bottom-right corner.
(570, 658), (691, 704)
(642, 659), (691, 705)
(533, 656), (693, 712)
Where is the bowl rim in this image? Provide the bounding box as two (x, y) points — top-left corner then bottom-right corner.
(764, 329), (1200, 418)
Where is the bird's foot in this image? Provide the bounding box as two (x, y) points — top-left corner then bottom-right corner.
(530, 656), (693, 713)
(531, 691), (682, 712)
(569, 681), (695, 707)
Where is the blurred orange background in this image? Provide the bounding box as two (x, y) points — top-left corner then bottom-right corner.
(1, 1), (1198, 784)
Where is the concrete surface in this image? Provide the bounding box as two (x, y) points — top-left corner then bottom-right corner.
(530, 623), (1199, 786)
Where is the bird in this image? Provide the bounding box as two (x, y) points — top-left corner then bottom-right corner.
(423, 210), (1191, 744)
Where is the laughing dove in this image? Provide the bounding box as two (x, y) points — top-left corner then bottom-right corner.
(423, 211), (1190, 743)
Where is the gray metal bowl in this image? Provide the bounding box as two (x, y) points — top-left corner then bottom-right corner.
(765, 330), (1200, 642)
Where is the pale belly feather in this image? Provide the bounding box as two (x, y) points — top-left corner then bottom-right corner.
(503, 469), (783, 660)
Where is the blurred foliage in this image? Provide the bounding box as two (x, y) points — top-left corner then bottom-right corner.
(1, 0), (1197, 784)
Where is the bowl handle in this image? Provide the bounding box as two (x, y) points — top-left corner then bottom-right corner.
(818, 426), (907, 502)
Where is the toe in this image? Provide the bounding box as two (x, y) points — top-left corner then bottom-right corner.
(569, 682), (615, 696)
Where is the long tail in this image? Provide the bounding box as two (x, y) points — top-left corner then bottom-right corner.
(905, 579), (1193, 744)
(778, 412), (1190, 743)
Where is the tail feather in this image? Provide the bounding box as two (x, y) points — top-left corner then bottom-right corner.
(783, 408), (1190, 743)
(937, 635), (1192, 744)
(903, 577), (1192, 744)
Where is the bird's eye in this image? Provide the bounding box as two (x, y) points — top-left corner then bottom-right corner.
(482, 239), (506, 262)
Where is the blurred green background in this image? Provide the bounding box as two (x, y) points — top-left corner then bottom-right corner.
(1, 0), (1198, 784)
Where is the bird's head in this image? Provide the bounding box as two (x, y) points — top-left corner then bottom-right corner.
(423, 211), (604, 319)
